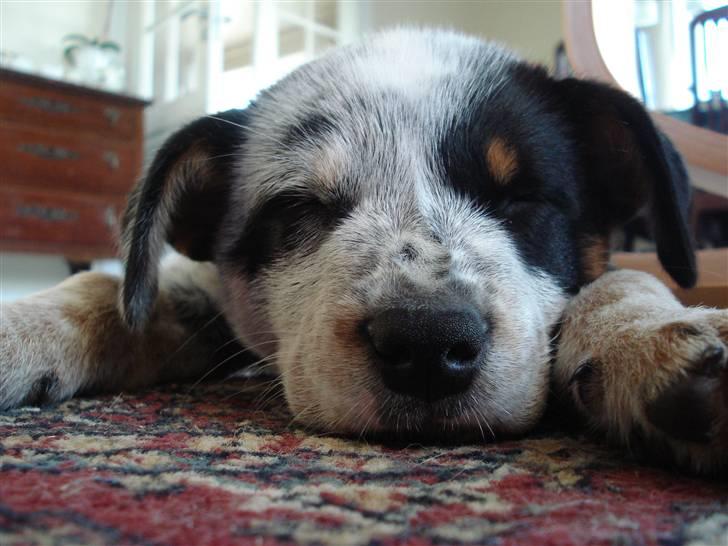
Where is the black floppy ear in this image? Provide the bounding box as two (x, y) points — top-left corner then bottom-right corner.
(121, 109), (248, 330)
(556, 79), (696, 288)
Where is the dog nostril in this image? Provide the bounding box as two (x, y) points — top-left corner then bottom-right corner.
(365, 322), (405, 361)
(446, 341), (480, 364)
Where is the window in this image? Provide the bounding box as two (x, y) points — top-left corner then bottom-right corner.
(139, 0), (359, 114)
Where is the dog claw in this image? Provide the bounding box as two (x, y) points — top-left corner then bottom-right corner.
(569, 360), (594, 386)
(20, 374), (60, 407)
(568, 359), (605, 412)
(693, 345), (727, 377)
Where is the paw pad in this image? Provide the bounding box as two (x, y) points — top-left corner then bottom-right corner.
(645, 342), (726, 445)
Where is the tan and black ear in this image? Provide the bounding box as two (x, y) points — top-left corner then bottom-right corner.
(121, 109), (248, 330)
(555, 78), (696, 288)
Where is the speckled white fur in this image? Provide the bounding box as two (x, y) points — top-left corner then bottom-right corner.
(215, 29), (565, 436)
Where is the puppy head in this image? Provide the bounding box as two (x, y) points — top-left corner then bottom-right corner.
(121, 30), (695, 439)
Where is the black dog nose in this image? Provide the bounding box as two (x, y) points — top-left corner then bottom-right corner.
(364, 307), (488, 401)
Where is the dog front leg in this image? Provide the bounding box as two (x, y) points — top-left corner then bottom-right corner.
(0, 258), (246, 409)
(554, 269), (728, 474)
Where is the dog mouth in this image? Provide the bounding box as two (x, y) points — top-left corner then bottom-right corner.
(266, 294), (553, 442)
(259, 372), (496, 442)
(327, 387), (505, 443)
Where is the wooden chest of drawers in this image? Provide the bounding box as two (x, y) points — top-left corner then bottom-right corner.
(0, 68), (148, 260)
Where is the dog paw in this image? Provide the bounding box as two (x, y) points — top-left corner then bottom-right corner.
(2, 373), (65, 409)
(0, 345), (72, 411)
(645, 340), (726, 444)
(0, 301), (81, 410)
(569, 309), (728, 474)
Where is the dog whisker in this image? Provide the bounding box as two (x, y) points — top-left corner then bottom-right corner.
(165, 310), (225, 366)
(222, 377), (279, 402)
(252, 376), (285, 407)
(187, 347), (263, 392)
(213, 337), (243, 353)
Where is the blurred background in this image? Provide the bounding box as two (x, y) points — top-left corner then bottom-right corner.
(0, 0), (725, 301)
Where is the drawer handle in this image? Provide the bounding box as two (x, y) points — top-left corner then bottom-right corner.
(104, 107), (121, 125)
(18, 143), (79, 161)
(20, 96), (76, 114)
(16, 204), (79, 223)
(103, 150), (120, 170)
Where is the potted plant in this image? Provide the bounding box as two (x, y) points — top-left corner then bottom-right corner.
(62, 34), (122, 89)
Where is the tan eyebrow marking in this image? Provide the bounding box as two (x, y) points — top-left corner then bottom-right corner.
(485, 138), (519, 185)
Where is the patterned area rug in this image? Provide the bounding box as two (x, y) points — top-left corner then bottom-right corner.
(1, 379), (726, 546)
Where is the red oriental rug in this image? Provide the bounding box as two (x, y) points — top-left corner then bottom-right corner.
(1, 379), (726, 546)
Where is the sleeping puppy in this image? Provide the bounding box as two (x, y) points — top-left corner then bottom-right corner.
(1, 29), (726, 474)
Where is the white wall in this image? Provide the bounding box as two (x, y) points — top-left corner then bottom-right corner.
(0, 253), (123, 303)
(0, 253), (70, 303)
(365, 0), (563, 69)
(0, 1), (114, 74)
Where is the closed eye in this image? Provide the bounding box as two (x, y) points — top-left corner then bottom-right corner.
(496, 181), (576, 215)
(261, 191), (351, 231)
(495, 192), (545, 215)
(252, 189), (352, 258)
(224, 186), (354, 276)
(254, 192), (326, 248)
(262, 192), (326, 222)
